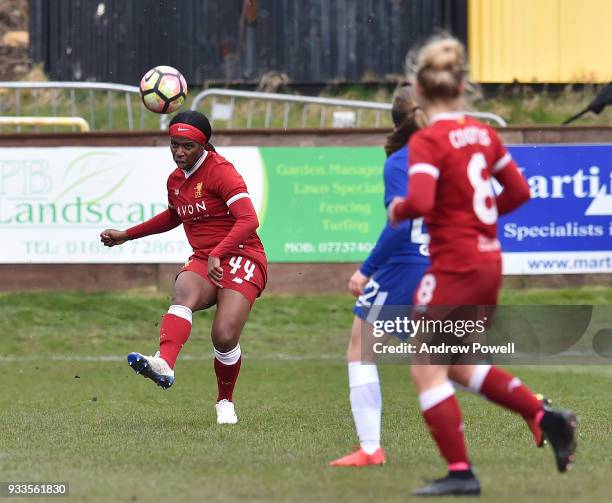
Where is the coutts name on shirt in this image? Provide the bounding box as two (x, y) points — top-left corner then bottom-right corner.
(448, 126), (491, 149)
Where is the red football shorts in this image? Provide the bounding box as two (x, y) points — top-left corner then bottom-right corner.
(179, 255), (267, 306)
(413, 260), (502, 307)
(411, 261), (502, 364)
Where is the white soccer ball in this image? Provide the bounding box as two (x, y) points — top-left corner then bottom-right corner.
(139, 65), (188, 114)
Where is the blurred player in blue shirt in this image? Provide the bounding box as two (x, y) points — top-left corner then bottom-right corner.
(330, 86), (430, 467)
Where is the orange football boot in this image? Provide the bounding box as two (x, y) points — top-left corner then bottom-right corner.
(329, 447), (385, 467)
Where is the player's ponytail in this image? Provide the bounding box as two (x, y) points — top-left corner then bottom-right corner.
(415, 35), (466, 102)
(385, 85), (427, 157)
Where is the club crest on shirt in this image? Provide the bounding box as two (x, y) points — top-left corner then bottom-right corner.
(194, 182), (203, 198)
(174, 189), (179, 195)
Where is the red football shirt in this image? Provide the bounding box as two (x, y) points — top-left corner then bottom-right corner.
(407, 113), (518, 272)
(167, 150), (267, 267)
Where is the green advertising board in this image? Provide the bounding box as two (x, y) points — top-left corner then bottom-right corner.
(258, 146), (388, 262)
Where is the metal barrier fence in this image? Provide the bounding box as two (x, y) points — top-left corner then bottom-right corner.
(0, 83), (507, 132)
(0, 81), (145, 132)
(189, 88), (508, 129)
(0, 116), (91, 132)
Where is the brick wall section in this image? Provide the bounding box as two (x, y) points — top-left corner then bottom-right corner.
(1, 263), (610, 294)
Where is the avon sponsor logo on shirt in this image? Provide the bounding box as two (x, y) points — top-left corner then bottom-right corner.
(176, 201), (207, 217)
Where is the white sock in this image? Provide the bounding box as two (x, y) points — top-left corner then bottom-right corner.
(348, 362), (381, 455)
(214, 344), (241, 365)
(418, 381), (455, 411)
(467, 364), (492, 393)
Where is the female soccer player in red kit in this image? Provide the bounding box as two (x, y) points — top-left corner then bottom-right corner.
(389, 37), (577, 496)
(101, 111), (267, 425)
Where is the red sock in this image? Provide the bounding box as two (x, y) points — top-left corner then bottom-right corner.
(479, 366), (542, 419)
(214, 356), (242, 402)
(420, 382), (470, 470)
(158, 306), (192, 369)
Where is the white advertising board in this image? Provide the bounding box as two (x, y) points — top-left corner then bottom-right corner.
(0, 146), (264, 263)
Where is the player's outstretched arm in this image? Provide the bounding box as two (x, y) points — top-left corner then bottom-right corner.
(389, 173), (436, 225)
(100, 208), (182, 246)
(361, 157), (414, 279)
(126, 207), (182, 239)
(209, 197), (259, 259)
(359, 220), (410, 281)
(494, 163), (531, 215)
(205, 197), (258, 288)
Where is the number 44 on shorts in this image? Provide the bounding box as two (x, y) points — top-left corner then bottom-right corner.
(229, 256), (256, 284)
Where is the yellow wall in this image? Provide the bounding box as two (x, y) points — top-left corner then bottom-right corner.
(469, 0), (612, 83)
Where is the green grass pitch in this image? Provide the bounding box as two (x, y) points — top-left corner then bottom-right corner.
(1, 287), (611, 502)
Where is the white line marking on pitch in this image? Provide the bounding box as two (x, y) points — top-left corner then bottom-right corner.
(0, 354), (342, 363)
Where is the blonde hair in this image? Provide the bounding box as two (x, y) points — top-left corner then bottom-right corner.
(385, 85), (427, 157)
(416, 36), (466, 102)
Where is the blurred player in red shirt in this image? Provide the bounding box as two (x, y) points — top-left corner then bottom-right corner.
(389, 37), (577, 496)
(101, 111), (266, 425)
